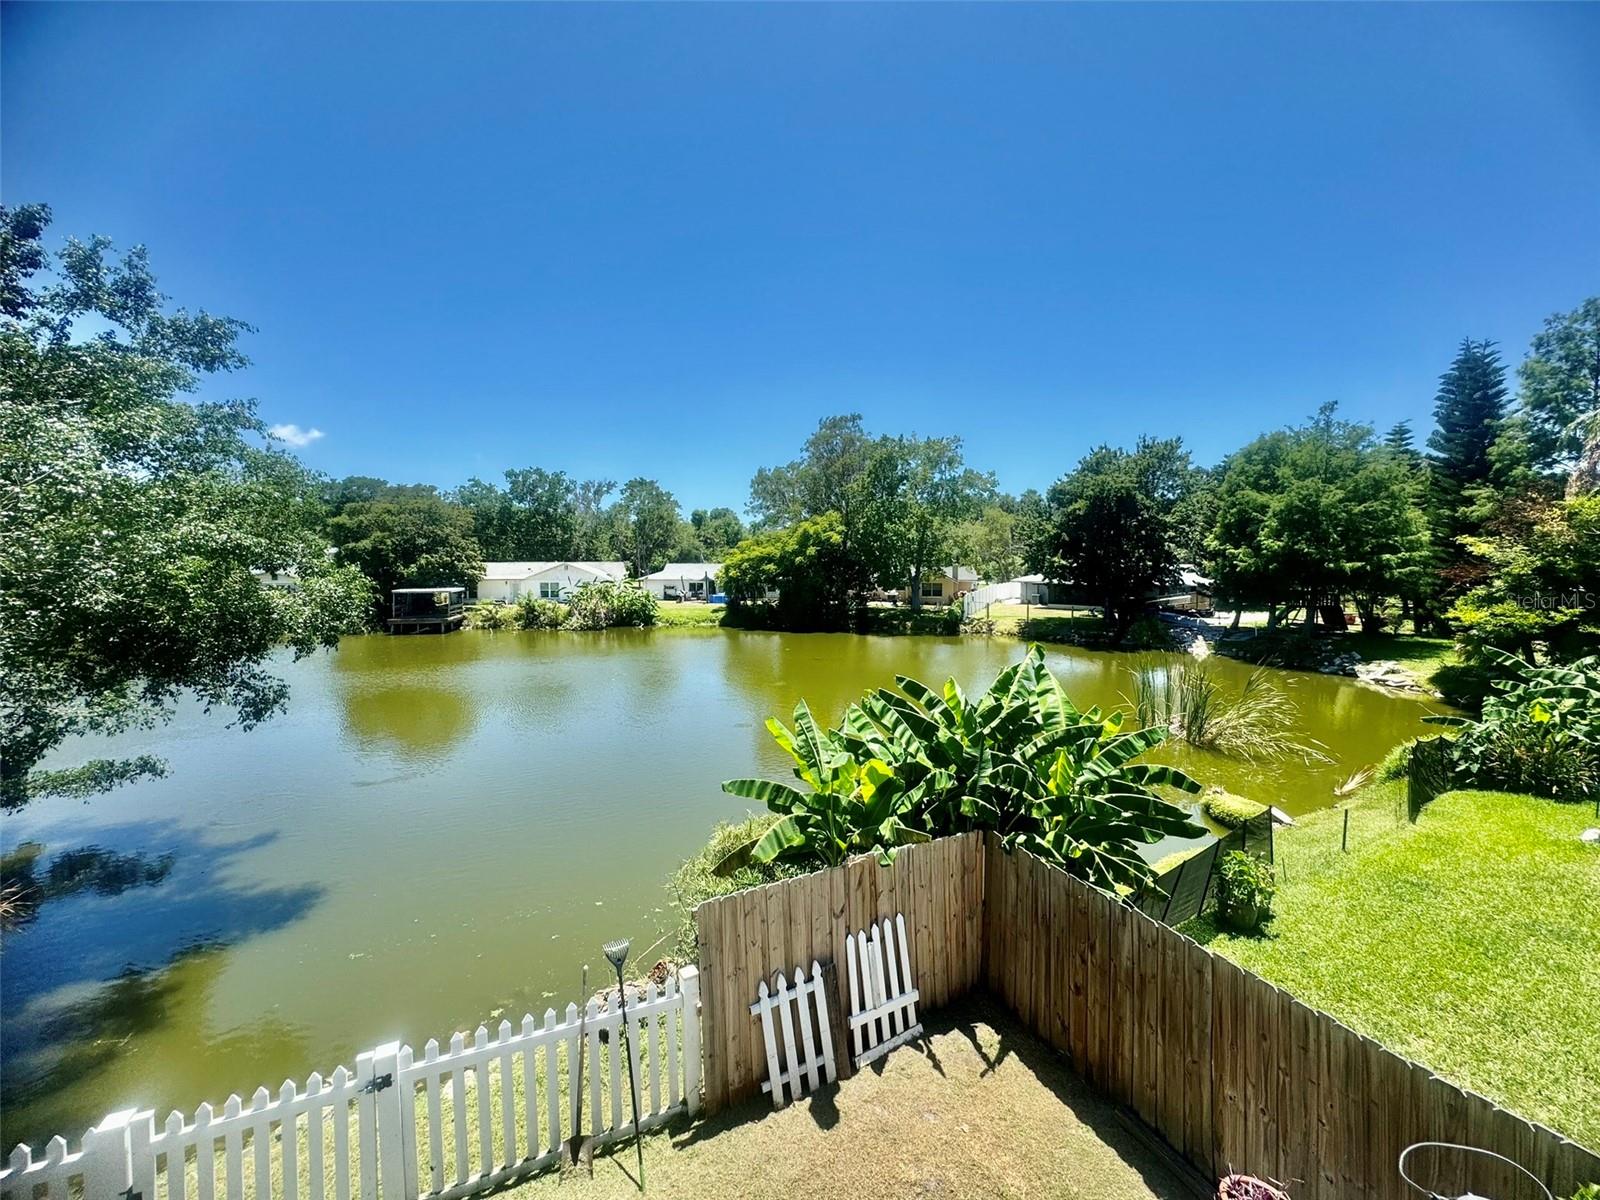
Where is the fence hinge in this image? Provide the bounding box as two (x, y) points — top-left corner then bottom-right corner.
(361, 1072), (394, 1094)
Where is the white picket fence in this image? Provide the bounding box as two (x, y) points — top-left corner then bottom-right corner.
(845, 915), (922, 1068)
(1, 969), (700, 1200)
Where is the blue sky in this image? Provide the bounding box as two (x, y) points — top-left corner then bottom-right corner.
(4, 2), (1598, 512)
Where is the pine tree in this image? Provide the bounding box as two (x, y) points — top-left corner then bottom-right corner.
(1427, 339), (1507, 549)
(1383, 420), (1421, 464)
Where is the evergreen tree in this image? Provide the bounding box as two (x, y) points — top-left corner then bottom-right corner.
(1427, 339), (1508, 550)
(1383, 420), (1421, 464)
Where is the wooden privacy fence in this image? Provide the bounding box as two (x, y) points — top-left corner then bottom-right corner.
(693, 832), (985, 1112)
(983, 840), (1599, 1200)
(694, 833), (1596, 1197)
(0, 971), (700, 1200)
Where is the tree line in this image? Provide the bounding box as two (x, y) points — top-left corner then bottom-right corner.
(3, 203), (1594, 807)
(728, 305), (1599, 668)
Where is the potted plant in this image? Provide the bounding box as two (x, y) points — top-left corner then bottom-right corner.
(1214, 851), (1276, 934)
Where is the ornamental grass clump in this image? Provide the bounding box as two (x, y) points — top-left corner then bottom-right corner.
(1129, 659), (1331, 764)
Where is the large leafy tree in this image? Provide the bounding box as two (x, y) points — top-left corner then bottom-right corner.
(0, 205), (372, 808)
(746, 415), (990, 601)
(451, 468), (616, 561)
(871, 435), (994, 609)
(719, 512), (866, 631)
(747, 414), (896, 589)
(951, 504), (1023, 585)
(748, 414), (875, 535)
(1032, 437), (1194, 642)
(611, 477), (682, 575)
(1206, 407), (1428, 631)
(1447, 495), (1600, 663)
(1514, 298), (1600, 497)
(689, 506), (746, 559)
(327, 494), (483, 622)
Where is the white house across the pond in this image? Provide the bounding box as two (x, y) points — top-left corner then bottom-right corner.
(641, 562), (723, 601)
(474, 561), (627, 603)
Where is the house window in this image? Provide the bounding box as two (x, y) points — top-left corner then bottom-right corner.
(539, 581), (563, 600)
(921, 581), (944, 599)
(688, 581), (705, 597)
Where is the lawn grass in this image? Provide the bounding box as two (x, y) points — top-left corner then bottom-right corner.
(1338, 631), (1459, 679)
(1188, 782), (1600, 1147)
(501, 1002), (1208, 1200)
(651, 604), (727, 628)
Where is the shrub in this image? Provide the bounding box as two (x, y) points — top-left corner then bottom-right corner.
(1430, 660), (1493, 710)
(512, 595), (566, 630)
(1426, 648), (1600, 802)
(1202, 790), (1266, 830)
(666, 815), (813, 959)
(1214, 850), (1276, 934)
(469, 602), (512, 631)
(1218, 627), (1339, 671)
(1124, 614), (1175, 650)
(562, 580), (658, 630)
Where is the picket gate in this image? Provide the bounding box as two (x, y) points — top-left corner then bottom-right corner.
(748, 962), (837, 1108)
(1, 969), (700, 1200)
(844, 914), (922, 1068)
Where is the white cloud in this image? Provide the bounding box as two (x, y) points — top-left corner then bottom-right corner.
(268, 423), (325, 448)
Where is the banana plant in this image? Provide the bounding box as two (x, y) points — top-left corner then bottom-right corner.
(717, 645), (1206, 892)
(1013, 734), (1206, 893)
(716, 699), (930, 873)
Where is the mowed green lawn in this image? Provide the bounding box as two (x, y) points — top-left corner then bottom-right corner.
(1189, 783), (1600, 1148)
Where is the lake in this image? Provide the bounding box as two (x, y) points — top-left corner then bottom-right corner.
(0, 628), (1442, 1145)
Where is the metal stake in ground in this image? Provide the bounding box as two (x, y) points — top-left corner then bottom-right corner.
(603, 938), (646, 1191)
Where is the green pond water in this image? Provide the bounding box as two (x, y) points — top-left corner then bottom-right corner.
(0, 629), (1444, 1146)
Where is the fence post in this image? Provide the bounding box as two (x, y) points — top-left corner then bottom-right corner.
(355, 1050), (379, 1200)
(126, 1111), (158, 1200)
(365, 1042), (409, 1200)
(82, 1109), (135, 1200)
(680, 966), (702, 1116)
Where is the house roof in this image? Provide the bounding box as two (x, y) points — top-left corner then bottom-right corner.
(936, 565), (979, 582)
(478, 561), (626, 581)
(643, 562), (723, 580)
(392, 586), (467, 594)
(1177, 566), (1213, 589)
